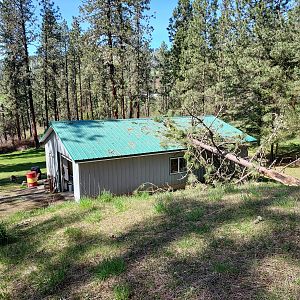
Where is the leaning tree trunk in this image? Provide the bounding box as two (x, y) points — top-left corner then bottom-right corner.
(190, 138), (300, 187)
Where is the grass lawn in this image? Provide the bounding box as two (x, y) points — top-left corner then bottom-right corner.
(0, 183), (299, 299)
(0, 148), (46, 193)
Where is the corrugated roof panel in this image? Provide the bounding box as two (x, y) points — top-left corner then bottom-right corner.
(45, 116), (256, 162)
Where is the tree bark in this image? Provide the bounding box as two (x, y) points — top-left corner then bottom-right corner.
(135, 4), (141, 119)
(21, 114), (26, 139)
(43, 22), (49, 128)
(117, 2), (126, 119)
(52, 64), (59, 121)
(88, 77), (94, 119)
(12, 83), (21, 141)
(64, 43), (71, 120)
(107, 1), (118, 119)
(19, 0), (39, 148)
(1, 105), (7, 142)
(129, 92), (133, 118)
(72, 52), (79, 120)
(78, 57), (84, 120)
(190, 138), (300, 186)
(44, 72), (49, 128)
(25, 97), (32, 137)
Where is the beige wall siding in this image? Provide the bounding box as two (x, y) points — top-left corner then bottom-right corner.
(78, 152), (202, 197)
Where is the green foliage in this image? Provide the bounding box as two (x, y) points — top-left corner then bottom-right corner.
(133, 191), (150, 200)
(212, 261), (237, 274)
(207, 186), (224, 202)
(114, 197), (128, 213)
(223, 184), (237, 194)
(192, 224), (210, 235)
(0, 222), (9, 245)
(64, 227), (83, 241)
(274, 196), (298, 209)
(84, 210), (102, 223)
(153, 193), (174, 214)
(37, 266), (68, 294)
(93, 258), (126, 281)
(97, 191), (114, 203)
(0, 148), (46, 192)
(79, 198), (95, 210)
(0, 282), (11, 300)
(185, 207), (204, 222)
(113, 283), (131, 300)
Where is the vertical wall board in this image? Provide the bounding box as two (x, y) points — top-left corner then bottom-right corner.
(73, 161), (80, 201)
(78, 151), (199, 198)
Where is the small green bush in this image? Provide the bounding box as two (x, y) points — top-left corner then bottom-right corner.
(274, 196), (297, 208)
(192, 224), (210, 235)
(185, 207), (205, 222)
(113, 283), (131, 300)
(240, 193), (253, 202)
(213, 261), (237, 274)
(154, 193), (173, 214)
(0, 222), (9, 245)
(114, 197), (127, 213)
(94, 257), (126, 280)
(207, 187), (224, 202)
(64, 227), (83, 241)
(133, 191), (150, 200)
(154, 200), (167, 214)
(0, 282), (11, 299)
(38, 266), (67, 294)
(97, 190), (114, 203)
(79, 198), (95, 210)
(84, 210), (102, 223)
(223, 183), (236, 194)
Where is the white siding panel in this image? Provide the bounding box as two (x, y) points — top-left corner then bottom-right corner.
(44, 131), (73, 192)
(73, 162), (80, 201)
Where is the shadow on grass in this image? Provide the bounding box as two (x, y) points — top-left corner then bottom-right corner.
(0, 148), (45, 159)
(276, 142), (300, 162)
(0, 148), (46, 188)
(1, 184), (299, 299)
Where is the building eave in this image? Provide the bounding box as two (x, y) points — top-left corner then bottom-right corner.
(76, 149), (186, 164)
(39, 127), (54, 144)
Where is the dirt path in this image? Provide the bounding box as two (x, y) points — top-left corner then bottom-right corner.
(0, 187), (74, 218)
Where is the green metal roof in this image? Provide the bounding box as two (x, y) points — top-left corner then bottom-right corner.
(41, 116), (256, 162)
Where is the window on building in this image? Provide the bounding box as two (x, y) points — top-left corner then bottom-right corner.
(170, 157), (187, 174)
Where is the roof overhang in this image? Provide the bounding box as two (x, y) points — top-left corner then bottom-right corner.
(39, 126), (54, 144)
(76, 149), (186, 164)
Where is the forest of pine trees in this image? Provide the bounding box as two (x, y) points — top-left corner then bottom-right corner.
(0, 0), (299, 154)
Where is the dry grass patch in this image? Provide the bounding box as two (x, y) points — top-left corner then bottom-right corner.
(255, 256), (300, 299)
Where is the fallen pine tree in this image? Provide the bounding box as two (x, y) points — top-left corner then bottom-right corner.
(190, 137), (300, 187)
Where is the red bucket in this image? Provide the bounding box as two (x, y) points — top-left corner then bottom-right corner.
(26, 171), (38, 187)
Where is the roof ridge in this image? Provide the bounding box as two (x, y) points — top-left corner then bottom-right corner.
(50, 116), (194, 124)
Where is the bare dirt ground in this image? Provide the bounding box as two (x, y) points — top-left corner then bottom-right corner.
(0, 186), (74, 217)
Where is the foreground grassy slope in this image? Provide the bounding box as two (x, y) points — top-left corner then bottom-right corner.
(0, 149), (46, 193)
(0, 183), (299, 299)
